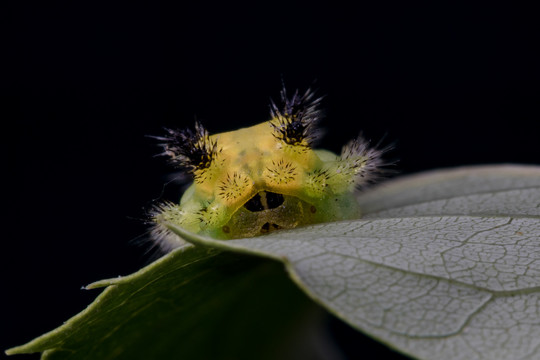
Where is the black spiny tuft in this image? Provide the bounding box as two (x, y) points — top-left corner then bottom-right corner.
(158, 122), (218, 174)
(270, 86), (324, 147)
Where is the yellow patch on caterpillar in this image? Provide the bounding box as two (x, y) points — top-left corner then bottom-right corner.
(263, 159), (299, 186)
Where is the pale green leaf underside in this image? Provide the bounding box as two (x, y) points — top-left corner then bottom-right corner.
(168, 165), (540, 360)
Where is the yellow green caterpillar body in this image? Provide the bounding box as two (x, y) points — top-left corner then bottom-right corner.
(152, 88), (384, 247)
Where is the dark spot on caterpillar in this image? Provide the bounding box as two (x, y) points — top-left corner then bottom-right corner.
(244, 191), (284, 212)
(266, 192), (285, 209)
(261, 222), (281, 233)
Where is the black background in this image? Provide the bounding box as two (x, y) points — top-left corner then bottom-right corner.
(4, 2), (538, 359)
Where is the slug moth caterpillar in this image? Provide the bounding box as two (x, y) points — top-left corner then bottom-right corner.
(151, 87), (385, 248)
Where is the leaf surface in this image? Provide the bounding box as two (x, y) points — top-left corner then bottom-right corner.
(169, 165), (540, 360)
(8, 165), (540, 360)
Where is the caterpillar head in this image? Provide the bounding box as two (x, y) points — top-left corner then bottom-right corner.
(152, 86), (386, 247)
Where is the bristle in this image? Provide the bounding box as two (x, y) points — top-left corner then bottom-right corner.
(149, 202), (188, 252)
(216, 172), (252, 202)
(269, 86), (324, 147)
(305, 168), (332, 197)
(265, 159), (298, 185)
(158, 122), (219, 174)
(340, 133), (392, 186)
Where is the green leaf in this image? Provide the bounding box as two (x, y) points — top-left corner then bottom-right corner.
(166, 165), (540, 360)
(8, 165), (540, 360)
(6, 246), (323, 360)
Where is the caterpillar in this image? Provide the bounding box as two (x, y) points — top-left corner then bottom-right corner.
(151, 86), (385, 249)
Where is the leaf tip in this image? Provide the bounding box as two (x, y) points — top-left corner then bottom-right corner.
(5, 345), (26, 356)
